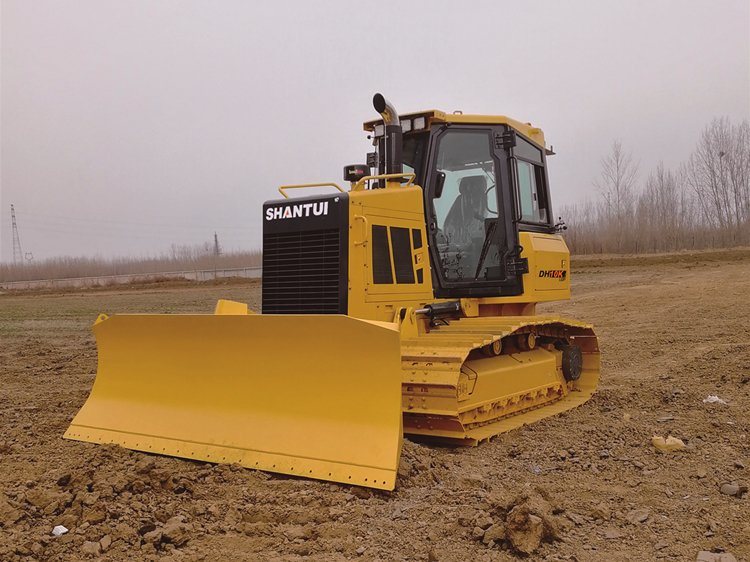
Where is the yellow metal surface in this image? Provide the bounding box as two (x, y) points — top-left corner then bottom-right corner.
(214, 299), (250, 315)
(347, 186), (434, 322)
(400, 316), (600, 444)
(65, 313), (403, 490)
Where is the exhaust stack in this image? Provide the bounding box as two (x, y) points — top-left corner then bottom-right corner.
(373, 93), (403, 176)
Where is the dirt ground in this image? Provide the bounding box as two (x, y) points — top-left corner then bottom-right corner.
(1, 249), (749, 561)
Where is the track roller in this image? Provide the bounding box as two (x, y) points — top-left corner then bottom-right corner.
(517, 332), (536, 351)
(482, 339), (503, 357)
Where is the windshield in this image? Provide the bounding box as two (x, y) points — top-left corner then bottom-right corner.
(431, 129), (505, 282)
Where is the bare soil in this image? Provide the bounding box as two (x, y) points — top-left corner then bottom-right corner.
(1, 251), (749, 561)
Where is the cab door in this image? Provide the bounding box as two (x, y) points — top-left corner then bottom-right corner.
(423, 125), (523, 298)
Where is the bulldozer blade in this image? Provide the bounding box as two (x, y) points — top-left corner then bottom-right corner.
(65, 313), (403, 490)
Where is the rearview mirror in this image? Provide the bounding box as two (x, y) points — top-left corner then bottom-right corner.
(435, 172), (446, 199)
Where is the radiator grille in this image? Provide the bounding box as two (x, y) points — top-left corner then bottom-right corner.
(262, 228), (342, 314)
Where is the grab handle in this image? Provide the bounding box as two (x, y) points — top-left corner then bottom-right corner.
(278, 182), (345, 199)
(352, 173), (416, 191)
(353, 215), (369, 247)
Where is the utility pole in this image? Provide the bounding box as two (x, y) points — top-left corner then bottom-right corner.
(212, 232), (222, 281)
(10, 205), (23, 265)
(213, 232), (222, 256)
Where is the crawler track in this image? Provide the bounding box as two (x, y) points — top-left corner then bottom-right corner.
(401, 316), (600, 444)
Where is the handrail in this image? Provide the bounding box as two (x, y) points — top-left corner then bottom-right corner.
(353, 215), (369, 247)
(278, 182), (345, 199)
(352, 172), (417, 191)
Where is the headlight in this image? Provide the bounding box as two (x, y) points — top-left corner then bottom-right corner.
(374, 124), (385, 137)
(413, 116), (426, 130)
(400, 119), (412, 132)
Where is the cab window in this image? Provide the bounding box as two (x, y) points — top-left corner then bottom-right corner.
(514, 137), (549, 224)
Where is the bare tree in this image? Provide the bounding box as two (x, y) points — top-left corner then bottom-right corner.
(727, 120), (750, 233)
(593, 140), (639, 252)
(638, 163), (680, 250)
(683, 118), (750, 243)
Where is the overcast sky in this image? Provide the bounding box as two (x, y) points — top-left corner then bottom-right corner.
(1, 0), (748, 261)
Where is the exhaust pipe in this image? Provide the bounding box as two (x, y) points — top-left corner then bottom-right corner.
(373, 93), (403, 176)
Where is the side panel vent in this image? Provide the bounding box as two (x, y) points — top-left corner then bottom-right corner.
(390, 227), (415, 284)
(372, 225), (393, 284)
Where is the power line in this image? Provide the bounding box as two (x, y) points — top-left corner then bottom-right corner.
(14, 210), (257, 231)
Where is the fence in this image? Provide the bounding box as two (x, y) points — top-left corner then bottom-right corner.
(0, 266), (263, 291)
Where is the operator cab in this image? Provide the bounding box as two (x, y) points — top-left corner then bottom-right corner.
(363, 109), (556, 299)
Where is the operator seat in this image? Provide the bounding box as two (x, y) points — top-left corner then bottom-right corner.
(443, 175), (488, 245)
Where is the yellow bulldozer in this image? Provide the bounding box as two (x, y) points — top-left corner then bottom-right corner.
(65, 94), (600, 490)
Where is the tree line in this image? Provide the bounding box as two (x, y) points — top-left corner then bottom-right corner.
(560, 117), (750, 254)
(1, 247), (262, 283)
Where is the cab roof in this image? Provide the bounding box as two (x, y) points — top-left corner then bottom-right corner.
(363, 110), (547, 149)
